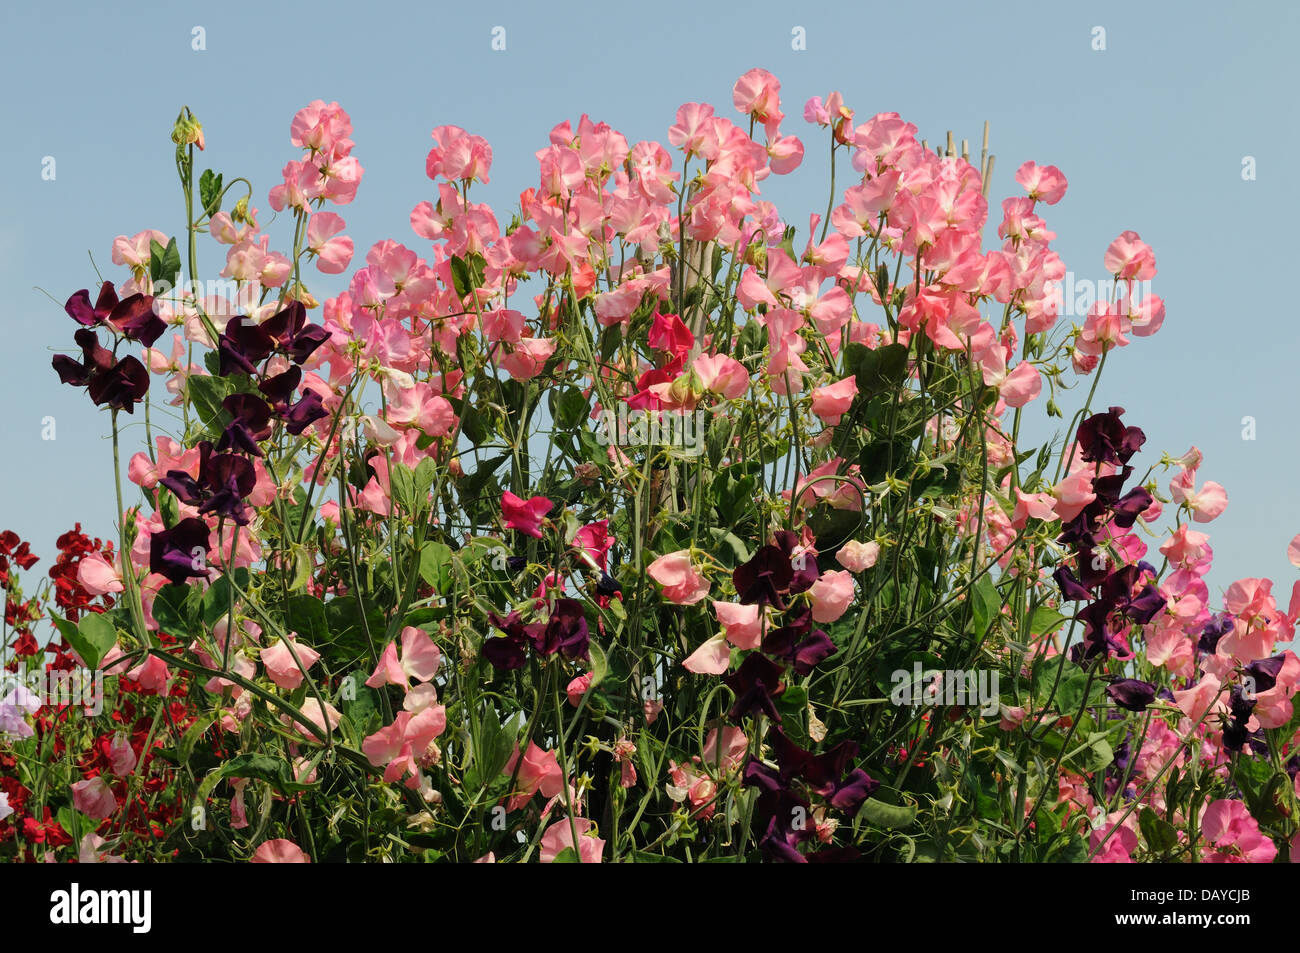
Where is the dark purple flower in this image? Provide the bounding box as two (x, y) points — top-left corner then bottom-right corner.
(261, 300), (331, 365)
(733, 545), (793, 608)
(1106, 678), (1157, 712)
(149, 518), (211, 584)
(723, 654), (785, 722)
(159, 441), (256, 525)
(483, 611), (530, 670)
(284, 390), (329, 435)
(106, 292), (167, 347)
(64, 283), (119, 326)
(87, 355), (150, 412)
(1197, 613), (1235, 654)
(1244, 655), (1287, 694)
(217, 394), (274, 457)
(1054, 566), (1091, 602)
(258, 365), (303, 411)
(529, 598), (590, 661)
(1077, 407), (1145, 466)
(217, 316), (275, 376)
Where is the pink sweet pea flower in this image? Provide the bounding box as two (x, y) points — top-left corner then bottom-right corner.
(540, 817), (605, 864)
(647, 550), (710, 605)
(306, 212), (354, 274)
(573, 520), (614, 571)
(1200, 800), (1277, 863)
(76, 551), (124, 595)
(501, 491), (553, 538)
(259, 635), (322, 691)
(500, 336), (557, 380)
(1172, 674), (1224, 721)
(365, 626), (442, 690)
(70, 777), (118, 820)
(566, 672), (593, 707)
(693, 353), (749, 399)
(1104, 230), (1157, 280)
(998, 361), (1041, 408)
(1011, 488), (1057, 529)
(1169, 468), (1228, 523)
(362, 707), (446, 783)
(1052, 468), (1097, 522)
(502, 741), (564, 811)
(809, 376), (858, 424)
(836, 540), (880, 573)
(252, 838), (311, 863)
(683, 634), (731, 675)
(1014, 161), (1068, 205)
(713, 601), (762, 649)
(808, 570), (854, 623)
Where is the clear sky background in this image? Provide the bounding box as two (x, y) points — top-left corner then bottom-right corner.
(2, 0), (1298, 607)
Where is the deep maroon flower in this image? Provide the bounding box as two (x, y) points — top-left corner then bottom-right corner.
(53, 328), (114, 385)
(284, 390), (329, 435)
(258, 365), (303, 411)
(723, 654), (785, 722)
(217, 317), (275, 376)
(66, 283), (165, 345)
(149, 518), (211, 584)
(483, 611), (530, 670)
(1245, 654), (1287, 694)
(733, 545), (793, 608)
(261, 301), (331, 365)
(217, 394), (274, 456)
(86, 356), (150, 411)
(1105, 678), (1157, 712)
(529, 598), (590, 661)
(1077, 407), (1145, 466)
(64, 283), (119, 326)
(159, 442), (256, 525)
(52, 325), (151, 412)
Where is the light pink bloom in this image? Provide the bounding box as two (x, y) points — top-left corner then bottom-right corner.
(70, 777), (118, 820)
(252, 838), (311, 863)
(647, 550), (710, 605)
(1200, 800), (1277, 863)
(809, 376), (858, 424)
(260, 636), (321, 691)
(683, 634), (731, 675)
(835, 540), (880, 573)
(713, 601), (762, 649)
(540, 817), (605, 863)
(77, 552), (123, 595)
(808, 570), (854, 623)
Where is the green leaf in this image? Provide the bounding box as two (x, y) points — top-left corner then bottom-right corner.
(419, 542), (453, 593)
(587, 640), (609, 692)
(449, 253), (486, 299)
(970, 574), (999, 637)
(187, 373), (238, 432)
(152, 583), (198, 638)
(1029, 606), (1068, 637)
(149, 237), (181, 286)
(1067, 732), (1114, 775)
(859, 797), (917, 829)
(1138, 806), (1178, 853)
(198, 753), (312, 802)
(59, 612), (118, 669)
(551, 386), (589, 431)
(846, 342), (909, 397)
(199, 169), (223, 216)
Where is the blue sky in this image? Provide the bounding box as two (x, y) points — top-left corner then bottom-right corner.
(2, 0), (1298, 606)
